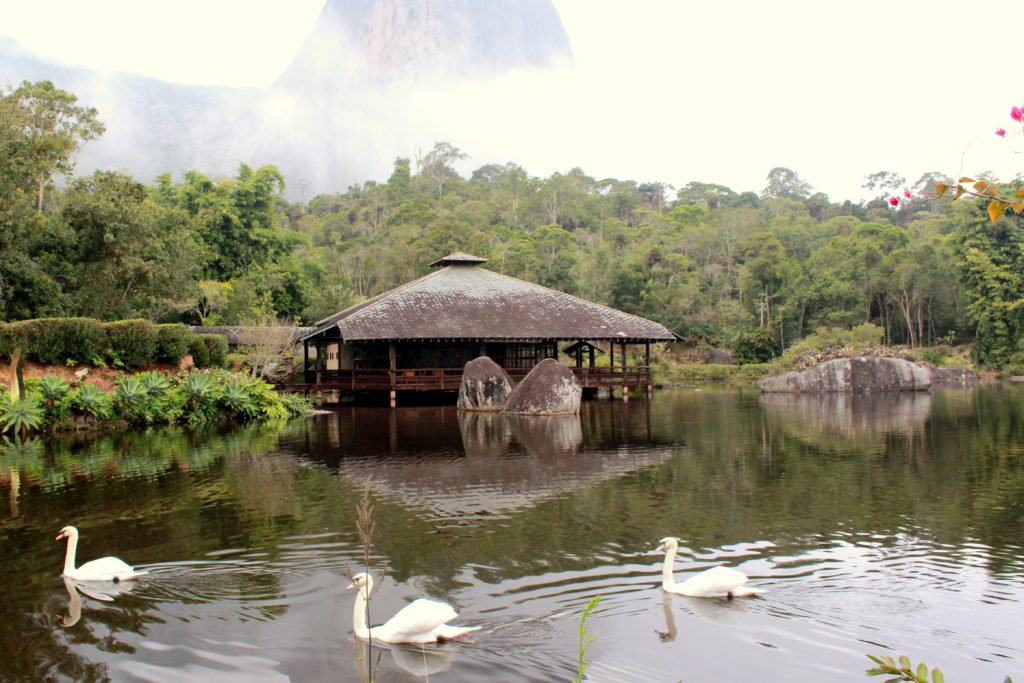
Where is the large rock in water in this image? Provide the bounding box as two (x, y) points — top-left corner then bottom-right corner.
(457, 356), (514, 412)
(759, 357), (932, 393)
(503, 359), (582, 415)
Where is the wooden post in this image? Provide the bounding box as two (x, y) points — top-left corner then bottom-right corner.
(610, 343), (615, 373)
(623, 385), (630, 402)
(303, 342), (310, 384)
(390, 390), (396, 409)
(389, 342), (396, 390)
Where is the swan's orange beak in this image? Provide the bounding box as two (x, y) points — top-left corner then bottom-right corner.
(55, 531), (66, 541)
(346, 581), (355, 590)
(656, 542), (666, 551)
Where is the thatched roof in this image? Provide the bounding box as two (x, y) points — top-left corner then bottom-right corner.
(305, 253), (678, 343)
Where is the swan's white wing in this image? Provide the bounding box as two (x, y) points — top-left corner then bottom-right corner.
(69, 556), (143, 582)
(376, 598), (459, 643)
(675, 566), (752, 598)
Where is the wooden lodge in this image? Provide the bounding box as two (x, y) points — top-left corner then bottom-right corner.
(289, 252), (679, 398)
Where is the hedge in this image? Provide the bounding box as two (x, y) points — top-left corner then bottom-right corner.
(0, 318), (107, 365)
(188, 335), (211, 367)
(1, 317), (231, 370)
(201, 334), (229, 368)
(106, 319), (158, 369)
(155, 324), (192, 365)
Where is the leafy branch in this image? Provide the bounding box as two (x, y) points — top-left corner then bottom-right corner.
(866, 654), (1014, 683)
(935, 178), (1024, 223)
(573, 595), (601, 683)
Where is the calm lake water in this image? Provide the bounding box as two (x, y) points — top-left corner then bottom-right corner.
(1, 386), (1023, 682)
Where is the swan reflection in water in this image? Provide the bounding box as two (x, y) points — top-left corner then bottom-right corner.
(59, 576), (133, 627)
(354, 639), (455, 680)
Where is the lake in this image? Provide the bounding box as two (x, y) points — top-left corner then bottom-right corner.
(1, 386), (1022, 682)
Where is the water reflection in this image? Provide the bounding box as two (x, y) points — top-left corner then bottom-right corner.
(759, 392), (933, 434)
(60, 577), (134, 627)
(311, 409), (672, 519)
(0, 389), (1022, 682)
(354, 640), (455, 681)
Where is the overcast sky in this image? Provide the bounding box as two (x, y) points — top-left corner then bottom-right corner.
(2, 0), (1022, 202)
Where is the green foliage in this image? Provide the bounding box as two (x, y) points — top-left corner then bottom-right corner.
(69, 384), (113, 420)
(733, 326), (780, 364)
(0, 318), (107, 365)
(154, 324), (192, 364)
(0, 396), (45, 435)
(779, 323), (885, 369)
(865, 654), (948, 682)
(188, 335), (211, 367)
(915, 346), (951, 367)
(573, 596), (601, 683)
(113, 375), (151, 424)
(104, 319), (158, 369)
(36, 374), (72, 421)
(201, 334), (229, 368)
(218, 380), (259, 419)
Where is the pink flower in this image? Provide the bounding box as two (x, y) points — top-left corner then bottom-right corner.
(903, 189), (912, 199)
(888, 196), (900, 207)
(1012, 106), (1023, 123)
(997, 127), (1007, 137)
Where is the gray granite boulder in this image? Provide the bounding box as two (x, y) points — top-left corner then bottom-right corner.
(503, 359), (582, 415)
(457, 356), (514, 412)
(759, 356), (932, 393)
(925, 365), (978, 388)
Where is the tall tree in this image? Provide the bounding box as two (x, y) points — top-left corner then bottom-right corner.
(0, 80), (104, 211)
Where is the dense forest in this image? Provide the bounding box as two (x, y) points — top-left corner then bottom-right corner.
(4, 80), (1024, 366)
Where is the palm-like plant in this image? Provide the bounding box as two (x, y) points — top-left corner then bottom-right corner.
(114, 375), (149, 423)
(37, 374), (71, 406)
(0, 396), (45, 435)
(219, 382), (259, 419)
(70, 384), (113, 420)
(138, 371), (171, 398)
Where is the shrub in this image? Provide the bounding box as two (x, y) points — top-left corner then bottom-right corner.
(734, 326), (780, 364)
(105, 319), (158, 369)
(202, 334), (229, 368)
(0, 318), (107, 365)
(188, 336), (211, 368)
(155, 324), (192, 365)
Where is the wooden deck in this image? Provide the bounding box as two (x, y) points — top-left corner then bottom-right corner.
(277, 366), (652, 394)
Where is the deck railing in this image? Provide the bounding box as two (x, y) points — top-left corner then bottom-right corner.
(284, 366), (651, 392)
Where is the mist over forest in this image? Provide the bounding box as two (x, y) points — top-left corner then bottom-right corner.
(3, 1), (1024, 368)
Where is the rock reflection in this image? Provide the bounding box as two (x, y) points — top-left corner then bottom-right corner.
(323, 409), (670, 518)
(759, 392), (932, 435)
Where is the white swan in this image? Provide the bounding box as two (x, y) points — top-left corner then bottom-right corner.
(348, 572), (479, 644)
(56, 525), (146, 582)
(657, 537), (763, 598)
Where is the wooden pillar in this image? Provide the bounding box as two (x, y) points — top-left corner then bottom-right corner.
(389, 342), (396, 390)
(589, 345), (595, 368)
(303, 341), (310, 383)
(610, 342), (615, 372)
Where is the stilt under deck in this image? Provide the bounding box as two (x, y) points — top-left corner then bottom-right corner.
(277, 365), (652, 395)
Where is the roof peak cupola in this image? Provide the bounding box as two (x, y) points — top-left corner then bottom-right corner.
(429, 252), (488, 267)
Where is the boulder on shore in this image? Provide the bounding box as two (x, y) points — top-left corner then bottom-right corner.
(457, 356), (514, 412)
(503, 359), (582, 415)
(759, 357), (932, 393)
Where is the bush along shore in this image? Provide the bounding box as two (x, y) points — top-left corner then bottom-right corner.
(0, 317), (309, 436)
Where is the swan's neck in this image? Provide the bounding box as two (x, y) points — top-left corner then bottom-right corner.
(62, 530), (79, 575)
(351, 586), (373, 639)
(661, 544), (677, 589)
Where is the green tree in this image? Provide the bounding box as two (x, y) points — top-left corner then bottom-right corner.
(0, 80), (104, 212)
